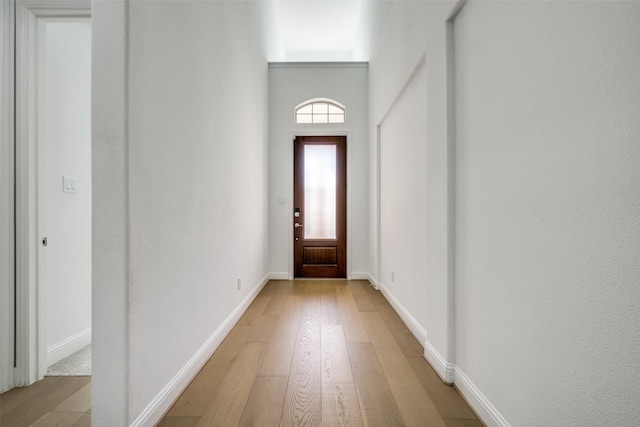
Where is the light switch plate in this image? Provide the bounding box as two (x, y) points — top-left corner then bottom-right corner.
(63, 176), (78, 193)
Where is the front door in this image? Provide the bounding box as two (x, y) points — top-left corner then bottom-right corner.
(294, 136), (347, 278)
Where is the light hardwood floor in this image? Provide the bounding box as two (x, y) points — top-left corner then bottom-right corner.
(161, 280), (482, 426)
(0, 376), (90, 426)
(0, 280), (482, 427)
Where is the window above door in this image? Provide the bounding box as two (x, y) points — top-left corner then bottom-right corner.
(295, 98), (345, 124)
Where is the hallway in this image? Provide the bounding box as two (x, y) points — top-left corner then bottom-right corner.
(2, 1), (639, 424)
(159, 279), (480, 426)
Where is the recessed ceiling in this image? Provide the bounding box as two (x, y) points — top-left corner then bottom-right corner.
(272, 0), (364, 61)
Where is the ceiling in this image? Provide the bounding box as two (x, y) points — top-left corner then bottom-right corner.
(268, 0), (365, 62)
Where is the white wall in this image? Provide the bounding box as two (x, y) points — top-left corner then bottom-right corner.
(379, 61), (429, 333)
(41, 21), (92, 366)
(361, 0), (640, 425)
(358, 0), (458, 378)
(454, 2), (640, 425)
(92, 1), (269, 424)
(92, 0), (132, 423)
(268, 63), (369, 278)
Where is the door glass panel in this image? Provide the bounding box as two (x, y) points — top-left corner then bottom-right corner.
(304, 145), (336, 239)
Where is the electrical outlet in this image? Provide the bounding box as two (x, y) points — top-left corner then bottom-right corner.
(237, 277), (242, 290)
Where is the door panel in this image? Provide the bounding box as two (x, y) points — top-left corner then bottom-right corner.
(294, 136), (346, 278)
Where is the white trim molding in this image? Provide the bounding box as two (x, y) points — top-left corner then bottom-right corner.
(366, 272), (380, 290)
(0, 0), (16, 394)
(455, 366), (511, 427)
(130, 274), (270, 427)
(269, 272), (290, 281)
(47, 328), (91, 367)
(423, 339), (455, 384)
(377, 281), (427, 346)
(348, 271), (370, 281)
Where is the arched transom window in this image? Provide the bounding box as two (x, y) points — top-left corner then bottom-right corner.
(295, 98), (346, 124)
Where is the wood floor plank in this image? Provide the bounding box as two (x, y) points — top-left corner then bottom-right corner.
(53, 382), (91, 413)
(349, 281), (377, 312)
(291, 280), (310, 296)
(158, 416), (201, 426)
(347, 343), (404, 426)
(71, 411), (91, 427)
(238, 296), (270, 325)
(239, 376), (288, 426)
(248, 314), (280, 342)
(382, 313), (424, 358)
(361, 312), (446, 427)
(263, 281), (294, 315)
(322, 382), (363, 426)
(259, 295), (303, 376)
(197, 342), (267, 427)
(336, 285), (370, 343)
(360, 284), (423, 357)
(360, 281), (383, 300)
(407, 356), (478, 420)
(29, 411), (85, 426)
(366, 289), (400, 323)
(282, 296), (322, 426)
(321, 325), (353, 383)
(443, 418), (485, 427)
(0, 376), (61, 416)
(321, 284), (343, 325)
(166, 325), (253, 417)
(1, 377), (89, 426)
(258, 280), (282, 297)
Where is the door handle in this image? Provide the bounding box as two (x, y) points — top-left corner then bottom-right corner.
(294, 223), (303, 228)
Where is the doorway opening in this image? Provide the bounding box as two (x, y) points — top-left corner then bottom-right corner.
(39, 18), (92, 378)
(293, 136), (347, 278)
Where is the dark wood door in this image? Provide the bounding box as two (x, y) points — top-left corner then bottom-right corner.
(294, 136), (347, 278)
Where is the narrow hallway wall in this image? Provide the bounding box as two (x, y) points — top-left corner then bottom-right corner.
(362, 0), (640, 425)
(92, 1), (269, 424)
(454, 2), (640, 425)
(359, 0), (457, 381)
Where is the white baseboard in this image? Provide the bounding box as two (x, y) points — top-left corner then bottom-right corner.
(366, 273), (380, 290)
(423, 339), (455, 384)
(130, 273), (270, 427)
(377, 281), (427, 346)
(47, 328), (91, 367)
(454, 366), (511, 427)
(349, 271), (370, 280)
(269, 272), (290, 280)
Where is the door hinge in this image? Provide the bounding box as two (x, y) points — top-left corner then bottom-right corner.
(42, 237), (48, 247)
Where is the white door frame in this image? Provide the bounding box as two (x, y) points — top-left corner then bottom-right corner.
(11, 0), (90, 388)
(0, 0), (17, 394)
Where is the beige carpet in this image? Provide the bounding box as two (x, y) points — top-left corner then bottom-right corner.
(46, 344), (91, 376)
